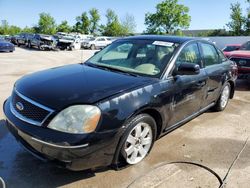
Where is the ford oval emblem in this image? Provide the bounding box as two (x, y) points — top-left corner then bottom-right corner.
(16, 102), (24, 111)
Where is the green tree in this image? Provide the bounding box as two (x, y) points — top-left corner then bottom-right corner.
(102, 9), (124, 36)
(244, 0), (250, 34)
(0, 20), (22, 35)
(74, 12), (90, 34)
(89, 8), (100, 35)
(144, 0), (191, 34)
(57, 20), (71, 33)
(121, 13), (136, 35)
(0, 20), (9, 35)
(227, 2), (245, 36)
(8, 25), (22, 35)
(37, 12), (57, 34)
(22, 26), (35, 33)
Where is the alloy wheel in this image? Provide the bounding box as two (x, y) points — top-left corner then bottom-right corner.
(123, 122), (153, 164)
(220, 85), (230, 108)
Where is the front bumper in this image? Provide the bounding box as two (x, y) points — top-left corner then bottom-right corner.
(0, 45), (14, 52)
(3, 98), (122, 171)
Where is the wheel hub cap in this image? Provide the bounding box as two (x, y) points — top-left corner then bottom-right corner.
(123, 122), (153, 164)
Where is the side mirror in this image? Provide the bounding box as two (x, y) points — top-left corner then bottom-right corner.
(174, 62), (200, 75)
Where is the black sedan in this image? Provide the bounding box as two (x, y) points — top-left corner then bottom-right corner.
(3, 35), (237, 170)
(0, 38), (15, 52)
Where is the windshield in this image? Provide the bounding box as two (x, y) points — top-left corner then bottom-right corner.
(87, 40), (179, 77)
(240, 41), (250, 50)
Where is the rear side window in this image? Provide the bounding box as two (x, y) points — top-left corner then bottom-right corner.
(200, 43), (219, 66)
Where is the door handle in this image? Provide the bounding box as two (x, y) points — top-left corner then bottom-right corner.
(195, 80), (206, 87)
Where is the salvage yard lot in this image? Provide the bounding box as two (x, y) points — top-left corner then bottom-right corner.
(0, 47), (250, 187)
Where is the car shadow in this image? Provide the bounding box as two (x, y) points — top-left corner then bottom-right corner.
(235, 79), (250, 91)
(16, 46), (58, 52)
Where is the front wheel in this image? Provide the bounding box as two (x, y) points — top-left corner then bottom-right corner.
(213, 83), (231, 111)
(121, 114), (156, 165)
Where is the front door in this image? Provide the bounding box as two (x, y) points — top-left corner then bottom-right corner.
(168, 42), (208, 126)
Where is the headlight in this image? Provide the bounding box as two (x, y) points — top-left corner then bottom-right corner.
(48, 105), (101, 134)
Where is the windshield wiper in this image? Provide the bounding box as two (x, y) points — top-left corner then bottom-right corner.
(85, 63), (139, 77)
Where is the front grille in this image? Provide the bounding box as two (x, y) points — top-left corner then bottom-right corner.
(231, 57), (250, 67)
(11, 90), (53, 126)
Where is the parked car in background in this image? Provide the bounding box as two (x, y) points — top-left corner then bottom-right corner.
(82, 36), (112, 50)
(16, 33), (34, 47)
(4, 36), (237, 171)
(27, 34), (57, 50)
(222, 44), (241, 56)
(9, 35), (19, 45)
(0, 38), (15, 52)
(239, 41), (250, 51)
(228, 50), (250, 80)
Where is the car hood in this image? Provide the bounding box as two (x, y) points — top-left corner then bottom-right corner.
(227, 50), (250, 58)
(15, 64), (154, 110)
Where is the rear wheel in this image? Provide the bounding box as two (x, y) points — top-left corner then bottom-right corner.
(213, 83), (231, 111)
(120, 114), (156, 165)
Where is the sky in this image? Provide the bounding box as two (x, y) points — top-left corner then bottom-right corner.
(0, 0), (249, 33)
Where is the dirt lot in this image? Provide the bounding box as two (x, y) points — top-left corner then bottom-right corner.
(0, 47), (250, 188)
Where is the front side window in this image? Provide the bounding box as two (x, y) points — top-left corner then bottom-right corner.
(217, 49), (227, 62)
(176, 43), (201, 66)
(200, 43), (219, 66)
(87, 40), (179, 77)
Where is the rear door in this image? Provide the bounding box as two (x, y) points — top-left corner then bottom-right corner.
(199, 42), (226, 107)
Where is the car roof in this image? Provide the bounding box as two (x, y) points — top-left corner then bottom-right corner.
(118, 35), (195, 44)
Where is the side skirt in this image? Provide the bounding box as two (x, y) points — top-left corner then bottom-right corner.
(161, 102), (215, 137)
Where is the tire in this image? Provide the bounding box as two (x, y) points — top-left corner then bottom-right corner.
(213, 83), (231, 112)
(120, 114), (157, 165)
(28, 42), (31, 48)
(90, 44), (96, 50)
(38, 44), (42, 50)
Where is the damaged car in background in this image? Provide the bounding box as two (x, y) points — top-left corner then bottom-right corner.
(27, 34), (57, 50)
(226, 41), (250, 81)
(3, 36), (237, 171)
(56, 33), (82, 50)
